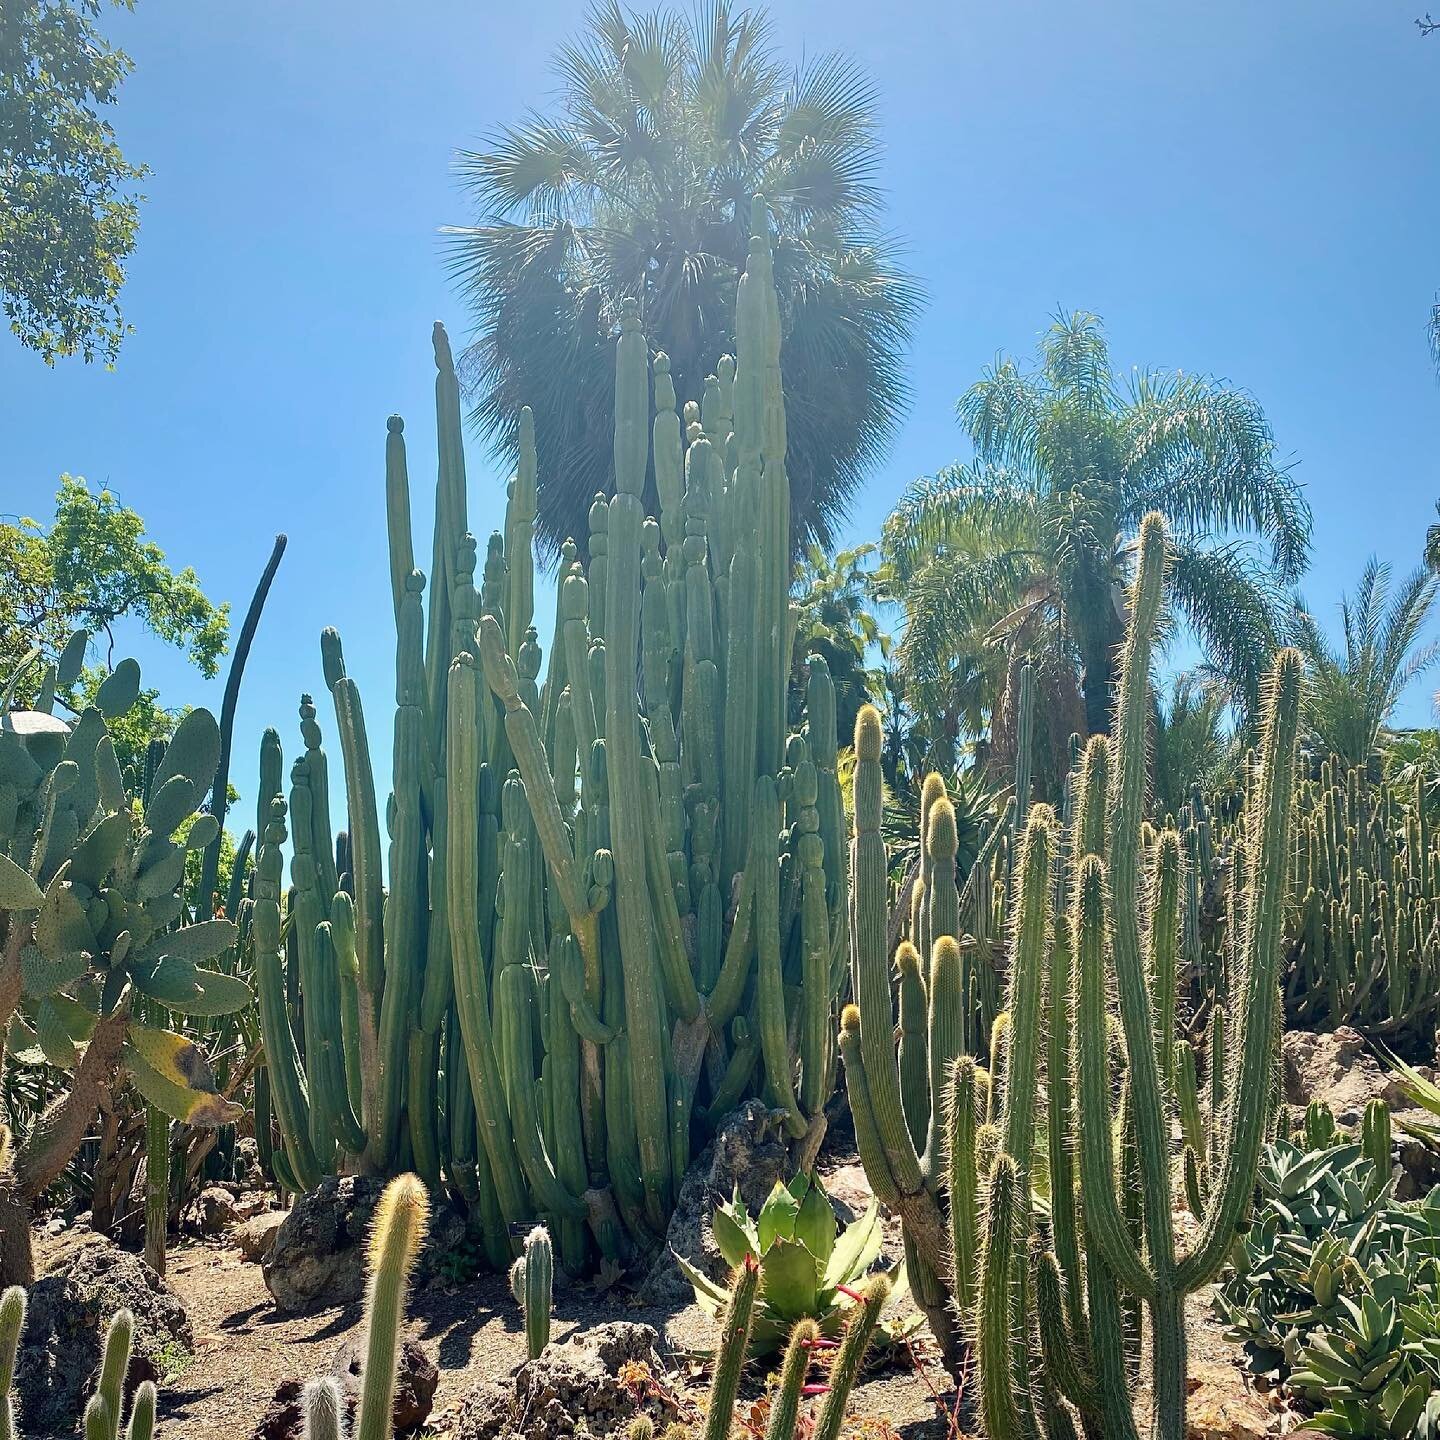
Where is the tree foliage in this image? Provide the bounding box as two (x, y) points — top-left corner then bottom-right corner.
(1, 0), (146, 364)
(881, 310), (1311, 737)
(1289, 556), (1440, 770)
(0, 475), (229, 700)
(447, 0), (921, 557)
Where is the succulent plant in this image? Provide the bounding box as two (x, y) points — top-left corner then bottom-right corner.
(1216, 1133), (1440, 1438)
(0, 644), (244, 1284)
(676, 1172), (886, 1354)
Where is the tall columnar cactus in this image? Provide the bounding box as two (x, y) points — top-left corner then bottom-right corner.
(257, 198), (846, 1270)
(842, 513), (1304, 1440)
(703, 1256), (760, 1440)
(355, 1174), (430, 1440)
(509, 1224), (554, 1360)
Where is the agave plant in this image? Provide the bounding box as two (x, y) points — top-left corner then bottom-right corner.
(675, 1173), (892, 1353)
(1216, 1134), (1440, 1438)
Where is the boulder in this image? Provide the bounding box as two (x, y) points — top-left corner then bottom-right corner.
(454, 1322), (682, 1440)
(1281, 1027), (1440, 1199)
(641, 1099), (790, 1304)
(234, 1210), (289, 1264)
(262, 1174), (468, 1312)
(196, 1184), (242, 1235)
(254, 1336), (437, 1440)
(17, 1233), (192, 1435)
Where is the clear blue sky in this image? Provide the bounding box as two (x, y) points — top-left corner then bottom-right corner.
(3, 0), (1438, 818)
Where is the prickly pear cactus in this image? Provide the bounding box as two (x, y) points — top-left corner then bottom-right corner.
(0, 644), (243, 1284)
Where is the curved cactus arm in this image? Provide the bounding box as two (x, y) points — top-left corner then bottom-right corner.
(1072, 855), (1154, 1303)
(1031, 1241), (1098, 1420)
(1178, 647), (1302, 1290)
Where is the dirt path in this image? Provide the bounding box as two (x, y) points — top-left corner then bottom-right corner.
(159, 1238), (959, 1440)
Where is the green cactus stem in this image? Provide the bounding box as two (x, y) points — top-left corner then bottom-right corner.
(510, 1224), (554, 1360)
(355, 1174), (430, 1440)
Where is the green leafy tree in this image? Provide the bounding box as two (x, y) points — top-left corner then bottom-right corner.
(1290, 556), (1440, 770)
(789, 543), (886, 752)
(881, 311), (1310, 736)
(1, 0), (146, 364)
(447, 0), (921, 557)
(1, 475), (229, 698)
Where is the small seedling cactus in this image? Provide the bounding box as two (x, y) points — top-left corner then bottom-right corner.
(509, 1224), (554, 1360)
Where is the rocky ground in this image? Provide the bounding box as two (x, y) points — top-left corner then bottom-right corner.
(36, 1052), (1379, 1440)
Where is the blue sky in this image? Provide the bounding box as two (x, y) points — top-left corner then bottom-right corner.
(3, 0), (1438, 817)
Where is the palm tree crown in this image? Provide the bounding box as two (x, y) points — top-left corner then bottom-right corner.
(882, 311), (1311, 736)
(447, 0), (921, 557)
(1290, 557), (1440, 770)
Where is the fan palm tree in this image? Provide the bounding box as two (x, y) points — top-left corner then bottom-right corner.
(1289, 557), (1440, 770)
(882, 311), (1310, 736)
(446, 1), (921, 558)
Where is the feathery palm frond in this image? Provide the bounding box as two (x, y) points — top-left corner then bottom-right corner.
(1290, 558), (1440, 768)
(881, 310), (1310, 741)
(446, 0), (921, 556)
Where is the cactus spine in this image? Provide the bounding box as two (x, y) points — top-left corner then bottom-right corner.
(703, 1256), (760, 1440)
(509, 1224), (554, 1360)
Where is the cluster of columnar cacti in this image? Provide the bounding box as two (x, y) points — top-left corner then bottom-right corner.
(256, 202), (848, 1269)
(842, 512), (1305, 1438)
(0, 647), (245, 1284)
(1282, 761), (1440, 1044)
(0, 1287), (156, 1440)
(509, 1224), (553, 1360)
(298, 1172), (429, 1440)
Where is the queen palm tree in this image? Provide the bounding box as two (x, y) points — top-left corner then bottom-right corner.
(882, 311), (1311, 736)
(1290, 557), (1440, 770)
(447, 1), (921, 557)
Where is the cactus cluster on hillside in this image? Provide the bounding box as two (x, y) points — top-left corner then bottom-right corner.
(256, 203), (849, 1270)
(841, 512), (1305, 1438)
(1284, 761), (1440, 1045)
(0, 645), (245, 1285)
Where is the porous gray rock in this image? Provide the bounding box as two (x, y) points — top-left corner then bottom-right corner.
(453, 1322), (682, 1440)
(196, 1184), (242, 1235)
(17, 1232), (192, 1434)
(253, 1336), (438, 1440)
(262, 1174), (467, 1312)
(641, 1099), (789, 1304)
